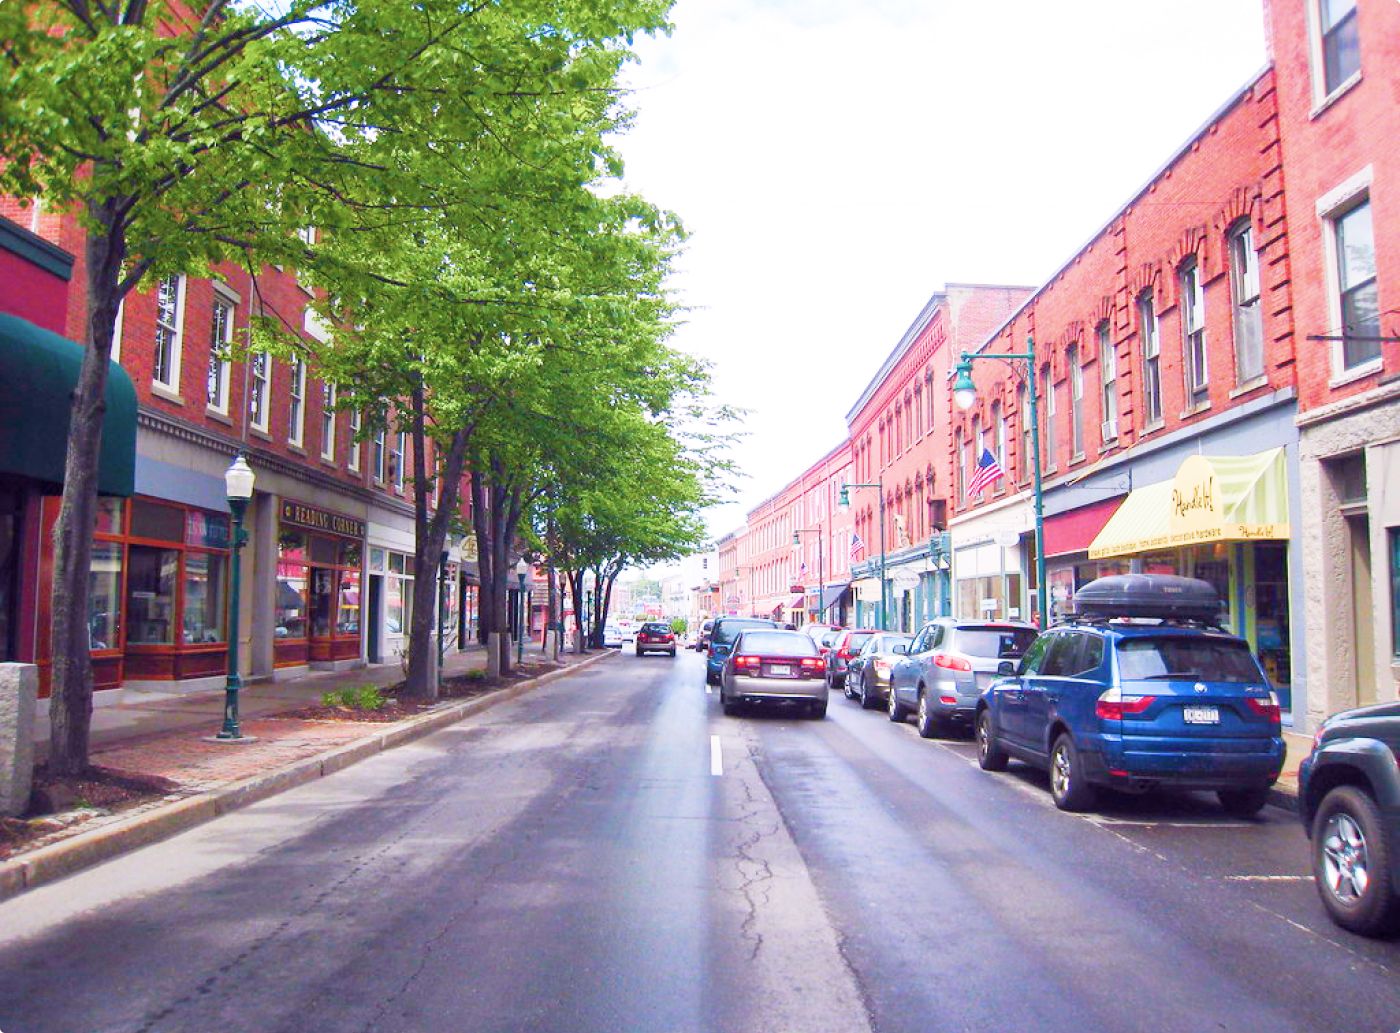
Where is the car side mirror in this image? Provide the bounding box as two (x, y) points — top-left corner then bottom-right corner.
(997, 660), (1015, 676)
(893, 644), (908, 655)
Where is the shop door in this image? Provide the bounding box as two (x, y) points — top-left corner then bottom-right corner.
(1349, 517), (1377, 706)
(367, 574), (383, 664)
(308, 568), (335, 660)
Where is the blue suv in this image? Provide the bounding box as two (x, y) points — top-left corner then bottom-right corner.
(705, 617), (778, 685)
(975, 575), (1285, 814)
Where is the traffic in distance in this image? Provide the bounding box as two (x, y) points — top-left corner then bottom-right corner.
(641, 573), (1399, 939)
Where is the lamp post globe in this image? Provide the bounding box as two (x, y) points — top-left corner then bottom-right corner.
(952, 361), (978, 411)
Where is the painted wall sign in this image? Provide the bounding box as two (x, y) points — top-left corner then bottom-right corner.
(279, 498), (366, 540)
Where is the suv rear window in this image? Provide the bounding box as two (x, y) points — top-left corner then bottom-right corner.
(640, 622), (670, 634)
(713, 619), (775, 644)
(954, 627), (1038, 659)
(1115, 637), (1264, 683)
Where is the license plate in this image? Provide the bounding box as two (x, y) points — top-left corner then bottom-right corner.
(1183, 706), (1219, 725)
(768, 664), (791, 677)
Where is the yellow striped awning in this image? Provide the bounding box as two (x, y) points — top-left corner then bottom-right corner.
(1088, 448), (1289, 559)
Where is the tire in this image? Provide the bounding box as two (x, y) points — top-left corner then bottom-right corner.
(859, 671), (877, 710)
(842, 675), (857, 701)
(916, 690), (942, 739)
(1217, 787), (1270, 818)
(1049, 733), (1096, 812)
(722, 697), (739, 717)
(887, 684), (911, 723)
(1311, 785), (1400, 937)
(977, 709), (1009, 771)
(668, 649), (676, 657)
(810, 700), (827, 720)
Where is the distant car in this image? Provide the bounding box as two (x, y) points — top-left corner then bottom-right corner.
(976, 575), (1285, 814)
(1298, 700), (1400, 937)
(635, 621), (677, 657)
(695, 619), (715, 652)
(824, 629), (877, 691)
(801, 623), (842, 656)
(719, 628), (828, 719)
(706, 617), (779, 685)
(602, 624), (625, 648)
(889, 618), (1037, 738)
(844, 632), (913, 710)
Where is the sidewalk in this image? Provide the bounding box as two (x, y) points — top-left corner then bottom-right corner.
(3, 645), (615, 901)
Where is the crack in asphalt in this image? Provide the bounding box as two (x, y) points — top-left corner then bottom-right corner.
(730, 765), (780, 962)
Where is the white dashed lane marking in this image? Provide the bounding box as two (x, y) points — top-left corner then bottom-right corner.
(710, 734), (723, 776)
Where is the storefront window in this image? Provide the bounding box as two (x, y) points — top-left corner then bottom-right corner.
(338, 569), (361, 635)
(276, 562), (308, 639)
(183, 551), (226, 644)
(126, 546), (179, 644)
(94, 497), (125, 536)
(88, 542), (123, 650)
(130, 498), (184, 544)
(386, 574), (405, 635)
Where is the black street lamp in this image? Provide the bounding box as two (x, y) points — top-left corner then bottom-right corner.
(216, 453), (255, 741)
(839, 478), (886, 629)
(792, 527), (825, 622)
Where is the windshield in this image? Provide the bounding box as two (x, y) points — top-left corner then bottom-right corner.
(954, 627), (1038, 659)
(640, 623), (670, 634)
(714, 619), (776, 645)
(735, 631), (819, 656)
(874, 635), (912, 653)
(1115, 636), (1264, 683)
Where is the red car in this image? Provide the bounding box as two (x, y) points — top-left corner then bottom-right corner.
(635, 621), (677, 657)
(825, 628), (877, 691)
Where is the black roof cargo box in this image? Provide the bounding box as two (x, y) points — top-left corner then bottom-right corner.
(1071, 574), (1222, 623)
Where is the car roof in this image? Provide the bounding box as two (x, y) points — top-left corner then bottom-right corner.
(1052, 621), (1250, 645)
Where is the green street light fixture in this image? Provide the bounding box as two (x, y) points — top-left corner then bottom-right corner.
(839, 477), (887, 630)
(954, 336), (1048, 628)
(515, 556), (529, 666)
(792, 526), (826, 622)
(216, 453), (255, 741)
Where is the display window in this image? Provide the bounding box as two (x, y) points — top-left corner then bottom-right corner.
(275, 510), (362, 666)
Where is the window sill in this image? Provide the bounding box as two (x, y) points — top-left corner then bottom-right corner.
(1068, 452), (1087, 467)
(1228, 377), (1269, 400)
(1179, 400), (1211, 420)
(150, 383), (183, 405)
(249, 427), (272, 442)
(319, 456), (337, 469)
(1140, 419), (1165, 439)
(287, 443), (307, 456)
(1309, 72), (1362, 121)
(205, 407), (233, 426)
(1329, 359), (1382, 390)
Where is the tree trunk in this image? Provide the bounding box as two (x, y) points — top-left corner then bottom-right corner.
(48, 212), (127, 776)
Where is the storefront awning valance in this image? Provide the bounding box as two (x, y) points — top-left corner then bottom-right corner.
(819, 582), (849, 610)
(1088, 448), (1289, 559)
(0, 313), (136, 496)
(787, 594), (806, 611)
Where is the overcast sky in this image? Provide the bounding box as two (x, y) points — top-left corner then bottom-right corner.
(617, 0), (1268, 545)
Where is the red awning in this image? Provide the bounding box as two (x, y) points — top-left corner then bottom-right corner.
(1043, 496), (1125, 557)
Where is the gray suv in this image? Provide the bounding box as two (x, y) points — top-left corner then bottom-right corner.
(889, 618), (1038, 737)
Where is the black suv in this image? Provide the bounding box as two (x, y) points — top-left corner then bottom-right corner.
(1298, 701), (1400, 937)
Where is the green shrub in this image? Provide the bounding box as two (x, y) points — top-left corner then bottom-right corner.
(322, 684), (388, 710)
(463, 669), (487, 682)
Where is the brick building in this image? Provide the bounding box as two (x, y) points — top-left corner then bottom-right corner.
(0, 201), (478, 699)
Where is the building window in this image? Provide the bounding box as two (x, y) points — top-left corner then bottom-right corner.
(249, 352), (269, 432)
(320, 384), (336, 462)
(992, 401), (1005, 468)
(372, 427), (386, 483)
(913, 386), (923, 437)
(1042, 367), (1056, 471)
(1068, 345), (1084, 458)
(392, 430), (406, 491)
(956, 429), (966, 501)
(206, 296), (233, 414)
(1332, 198), (1380, 371)
(1318, 0), (1360, 97)
(1139, 290), (1163, 425)
(1229, 223), (1264, 383)
(153, 274), (184, 391)
(1181, 259), (1208, 401)
(1018, 383), (1031, 482)
(288, 356), (306, 447)
(348, 409), (362, 472)
(1098, 321), (1117, 443)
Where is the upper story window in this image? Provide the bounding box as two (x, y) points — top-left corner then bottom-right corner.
(1180, 259), (1208, 402)
(991, 400), (1005, 469)
(1068, 344), (1084, 459)
(913, 385), (923, 438)
(1139, 290), (1163, 426)
(1229, 223), (1264, 383)
(392, 430), (406, 491)
(1098, 320), (1117, 444)
(1018, 383), (1031, 482)
(1317, 0), (1360, 98)
(320, 383), (336, 462)
(153, 274), (185, 392)
(905, 399), (913, 447)
(1332, 197), (1380, 371)
(373, 427), (386, 483)
(249, 353), (269, 433)
(955, 428), (966, 501)
(297, 226), (317, 247)
(206, 294), (233, 414)
(287, 356), (306, 447)
(348, 409), (362, 472)
(1042, 367), (1057, 472)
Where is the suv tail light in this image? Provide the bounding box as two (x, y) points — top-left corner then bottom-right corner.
(933, 654), (972, 672)
(1245, 693), (1281, 722)
(838, 647), (858, 660)
(1095, 688), (1155, 721)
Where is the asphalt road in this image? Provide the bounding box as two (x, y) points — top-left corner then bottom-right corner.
(1, 650), (1397, 1033)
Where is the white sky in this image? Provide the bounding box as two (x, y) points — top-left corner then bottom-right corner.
(618, 0), (1268, 543)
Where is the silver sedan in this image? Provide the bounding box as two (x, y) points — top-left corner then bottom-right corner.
(719, 629), (828, 719)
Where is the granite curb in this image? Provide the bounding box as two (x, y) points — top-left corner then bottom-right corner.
(0, 650), (616, 903)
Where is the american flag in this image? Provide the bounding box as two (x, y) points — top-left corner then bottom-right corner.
(799, 559), (808, 578)
(966, 448), (1005, 498)
(850, 531), (865, 559)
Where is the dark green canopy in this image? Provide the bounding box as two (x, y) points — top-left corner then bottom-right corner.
(0, 313), (136, 496)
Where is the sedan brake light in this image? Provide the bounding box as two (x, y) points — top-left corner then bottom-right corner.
(1095, 688), (1155, 721)
(800, 657), (823, 669)
(933, 653), (972, 672)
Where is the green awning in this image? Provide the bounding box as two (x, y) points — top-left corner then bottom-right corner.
(0, 313), (137, 496)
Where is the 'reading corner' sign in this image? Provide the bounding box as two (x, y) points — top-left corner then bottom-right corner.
(279, 498), (366, 540)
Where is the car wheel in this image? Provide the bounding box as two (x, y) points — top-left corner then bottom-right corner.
(887, 685), (910, 723)
(976, 710), (1009, 771)
(722, 699), (739, 716)
(1049, 733), (1096, 812)
(668, 649), (676, 657)
(859, 671), (877, 710)
(1312, 785), (1400, 937)
(1217, 787), (1270, 818)
(916, 690), (942, 739)
(842, 674), (857, 700)
(810, 699), (827, 720)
